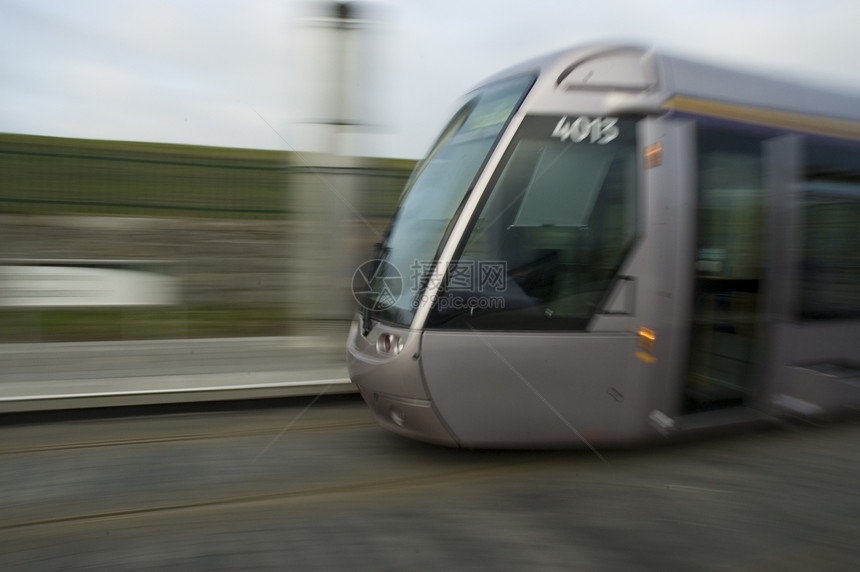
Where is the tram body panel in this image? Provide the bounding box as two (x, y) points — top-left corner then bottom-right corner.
(577, 118), (699, 420)
(757, 136), (860, 417)
(638, 118), (700, 417)
(767, 322), (860, 416)
(420, 331), (653, 448)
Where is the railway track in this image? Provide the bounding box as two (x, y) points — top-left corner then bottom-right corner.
(0, 459), (546, 533)
(0, 418), (375, 456)
(0, 398), (588, 536)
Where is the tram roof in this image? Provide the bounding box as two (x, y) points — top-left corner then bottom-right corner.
(478, 43), (860, 131)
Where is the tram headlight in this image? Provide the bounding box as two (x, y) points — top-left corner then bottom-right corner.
(377, 333), (404, 355)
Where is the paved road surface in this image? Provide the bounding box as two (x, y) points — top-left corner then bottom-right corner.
(0, 398), (858, 570)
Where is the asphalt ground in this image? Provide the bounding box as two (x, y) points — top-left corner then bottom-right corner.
(0, 397), (857, 570)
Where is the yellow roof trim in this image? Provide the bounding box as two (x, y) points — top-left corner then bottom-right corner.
(663, 96), (860, 141)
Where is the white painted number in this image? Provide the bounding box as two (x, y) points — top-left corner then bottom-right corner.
(552, 116), (619, 144)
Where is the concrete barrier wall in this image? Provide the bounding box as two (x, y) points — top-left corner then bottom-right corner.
(0, 134), (414, 339)
(0, 261), (179, 307)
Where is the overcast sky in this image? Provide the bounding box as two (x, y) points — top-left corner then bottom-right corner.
(2, 0), (859, 159)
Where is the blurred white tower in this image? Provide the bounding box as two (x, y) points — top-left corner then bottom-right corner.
(290, 2), (382, 324)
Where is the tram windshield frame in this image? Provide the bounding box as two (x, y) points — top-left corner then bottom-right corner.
(426, 114), (640, 330)
(360, 73), (537, 327)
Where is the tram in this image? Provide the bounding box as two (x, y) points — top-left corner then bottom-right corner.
(347, 43), (860, 448)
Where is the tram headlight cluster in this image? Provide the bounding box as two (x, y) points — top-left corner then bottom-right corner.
(377, 332), (404, 355)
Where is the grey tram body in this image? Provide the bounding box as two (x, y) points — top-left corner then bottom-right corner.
(347, 44), (860, 448)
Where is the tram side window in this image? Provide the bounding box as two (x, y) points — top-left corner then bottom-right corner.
(696, 129), (765, 284)
(801, 140), (860, 319)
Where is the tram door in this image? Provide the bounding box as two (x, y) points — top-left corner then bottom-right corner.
(683, 127), (766, 413)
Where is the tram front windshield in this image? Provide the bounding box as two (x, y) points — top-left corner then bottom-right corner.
(363, 74), (535, 326)
(429, 115), (638, 330)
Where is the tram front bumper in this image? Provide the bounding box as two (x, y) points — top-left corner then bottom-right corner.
(347, 317), (458, 447)
(355, 386), (458, 447)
